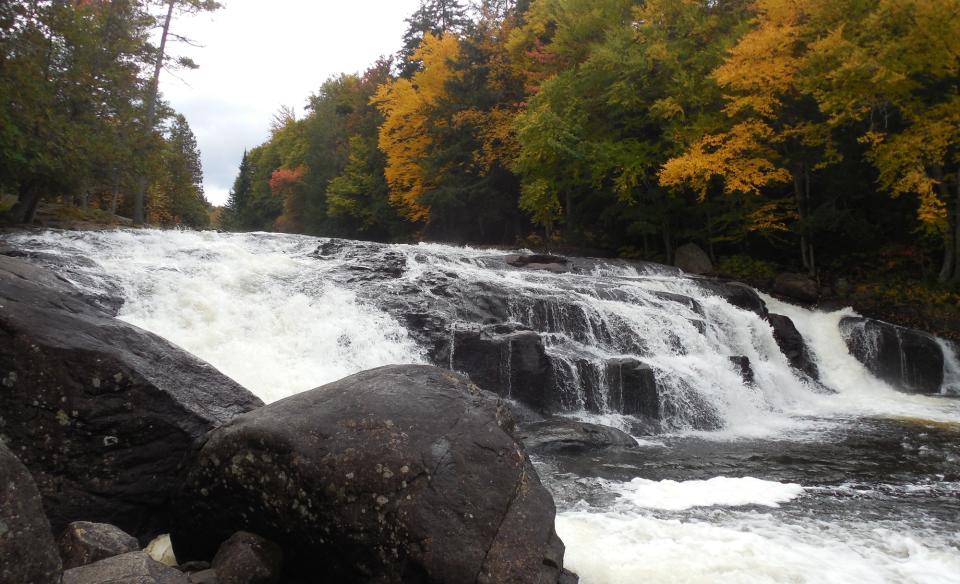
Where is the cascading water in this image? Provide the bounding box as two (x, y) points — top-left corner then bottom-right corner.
(4, 228), (960, 584)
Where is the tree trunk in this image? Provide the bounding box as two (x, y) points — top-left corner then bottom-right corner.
(935, 166), (955, 282)
(9, 182), (42, 224)
(133, 0), (175, 225)
(662, 221), (673, 265)
(951, 170), (960, 284)
(793, 167), (815, 276)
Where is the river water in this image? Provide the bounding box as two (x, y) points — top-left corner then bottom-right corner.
(5, 229), (959, 583)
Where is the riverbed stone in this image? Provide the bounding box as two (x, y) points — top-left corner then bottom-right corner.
(171, 365), (572, 584)
(773, 272), (819, 303)
(840, 317), (944, 394)
(59, 521), (140, 569)
(517, 419), (637, 454)
(450, 323), (555, 412)
(728, 356), (755, 385)
(674, 243), (713, 275)
(61, 551), (189, 584)
(0, 441), (62, 584)
(696, 279), (769, 317)
(605, 357), (660, 418)
(0, 255), (264, 541)
(211, 531), (282, 584)
(768, 313), (820, 380)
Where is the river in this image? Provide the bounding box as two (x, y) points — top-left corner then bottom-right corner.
(6, 228), (959, 584)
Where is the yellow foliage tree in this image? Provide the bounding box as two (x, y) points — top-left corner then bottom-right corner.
(660, 0), (840, 274)
(805, 0), (960, 280)
(371, 33), (461, 222)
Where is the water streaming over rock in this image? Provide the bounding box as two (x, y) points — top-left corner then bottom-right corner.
(4, 229), (960, 584)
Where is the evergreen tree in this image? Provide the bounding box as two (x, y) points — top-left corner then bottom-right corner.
(222, 150), (253, 231)
(159, 114), (209, 228)
(399, 0), (471, 76)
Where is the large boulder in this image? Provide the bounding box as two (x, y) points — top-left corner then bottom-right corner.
(695, 279), (769, 317)
(674, 243), (713, 275)
(773, 272), (819, 303)
(171, 365), (571, 584)
(604, 358), (659, 418)
(768, 314), (819, 380)
(59, 521), (140, 569)
(449, 323), (555, 412)
(516, 419), (637, 454)
(0, 441), (62, 584)
(61, 551), (189, 584)
(840, 317), (945, 394)
(211, 531), (283, 584)
(0, 255), (264, 541)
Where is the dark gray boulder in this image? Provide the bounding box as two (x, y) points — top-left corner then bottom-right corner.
(0, 441), (62, 584)
(189, 570), (218, 584)
(728, 356), (755, 385)
(211, 532), (282, 584)
(696, 279), (768, 317)
(604, 358), (659, 418)
(59, 521), (140, 569)
(0, 255), (264, 541)
(768, 313), (820, 380)
(674, 243), (713, 275)
(773, 273), (819, 303)
(171, 365), (572, 584)
(506, 253), (569, 269)
(517, 419), (637, 454)
(61, 551), (189, 584)
(840, 317), (944, 394)
(450, 323), (555, 412)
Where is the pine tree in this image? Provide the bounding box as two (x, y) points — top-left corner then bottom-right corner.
(222, 150), (253, 231)
(399, 0), (471, 76)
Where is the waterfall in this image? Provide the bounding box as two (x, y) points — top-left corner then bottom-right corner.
(6, 228), (959, 428)
(5, 228), (960, 584)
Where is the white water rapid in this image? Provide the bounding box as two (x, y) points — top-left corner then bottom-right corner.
(5, 229), (960, 584)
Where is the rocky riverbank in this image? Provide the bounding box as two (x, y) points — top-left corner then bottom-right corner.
(0, 250), (578, 583)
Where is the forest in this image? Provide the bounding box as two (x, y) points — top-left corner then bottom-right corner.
(221, 0), (960, 296)
(0, 0), (215, 228)
(2, 0), (960, 308)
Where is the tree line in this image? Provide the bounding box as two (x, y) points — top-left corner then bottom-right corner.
(224, 0), (960, 285)
(0, 0), (216, 228)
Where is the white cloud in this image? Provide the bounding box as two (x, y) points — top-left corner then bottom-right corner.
(159, 0), (421, 206)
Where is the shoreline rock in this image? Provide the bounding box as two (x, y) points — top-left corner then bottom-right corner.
(0, 255), (263, 541)
(172, 365), (574, 583)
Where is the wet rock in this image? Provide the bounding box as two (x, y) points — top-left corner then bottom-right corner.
(840, 317), (944, 394)
(176, 561), (211, 574)
(189, 570), (218, 584)
(211, 532), (282, 584)
(506, 253), (569, 269)
(768, 313), (820, 380)
(773, 272), (819, 303)
(696, 279), (768, 317)
(450, 323), (556, 412)
(517, 419), (637, 454)
(728, 356), (755, 385)
(0, 255), (264, 541)
(674, 243), (713, 275)
(0, 441), (62, 584)
(61, 551), (189, 584)
(59, 521), (140, 569)
(652, 291), (705, 317)
(605, 358), (660, 419)
(171, 365), (570, 584)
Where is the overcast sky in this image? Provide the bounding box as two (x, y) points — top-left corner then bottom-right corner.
(160, 0), (422, 206)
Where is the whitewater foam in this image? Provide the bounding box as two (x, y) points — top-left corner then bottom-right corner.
(556, 509), (960, 584)
(6, 229), (424, 403)
(609, 476), (804, 510)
